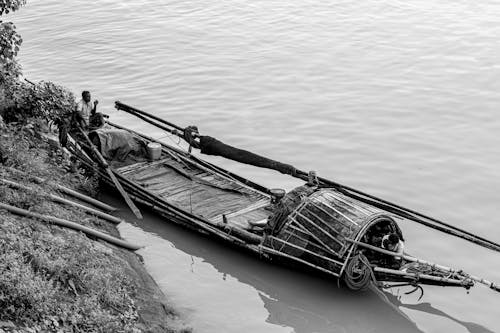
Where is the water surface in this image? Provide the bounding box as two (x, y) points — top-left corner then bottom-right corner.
(12, 0), (500, 332)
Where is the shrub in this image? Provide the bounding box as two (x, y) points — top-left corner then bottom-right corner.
(2, 80), (76, 125)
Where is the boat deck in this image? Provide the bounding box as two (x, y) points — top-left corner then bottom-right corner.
(115, 153), (271, 230)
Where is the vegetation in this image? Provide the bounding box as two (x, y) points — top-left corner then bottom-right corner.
(0, 109), (188, 333)
(1, 1), (75, 127)
(1, 3), (188, 332)
(1, 1), (25, 101)
(0, 124), (140, 332)
(2, 79), (76, 124)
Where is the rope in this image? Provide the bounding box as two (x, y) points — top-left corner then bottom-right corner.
(381, 282), (425, 301)
(343, 253), (374, 291)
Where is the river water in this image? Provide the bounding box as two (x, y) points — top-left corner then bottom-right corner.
(12, 0), (500, 332)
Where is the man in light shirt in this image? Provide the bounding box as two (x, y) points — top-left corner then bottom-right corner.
(76, 90), (98, 129)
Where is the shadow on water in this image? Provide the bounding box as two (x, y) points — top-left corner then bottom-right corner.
(384, 293), (495, 333)
(103, 193), (490, 333)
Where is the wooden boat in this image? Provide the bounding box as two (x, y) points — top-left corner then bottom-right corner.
(66, 101), (500, 294)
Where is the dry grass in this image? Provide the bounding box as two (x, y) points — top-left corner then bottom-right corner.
(0, 213), (139, 332)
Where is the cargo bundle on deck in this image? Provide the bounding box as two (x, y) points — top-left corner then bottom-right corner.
(65, 101), (500, 294)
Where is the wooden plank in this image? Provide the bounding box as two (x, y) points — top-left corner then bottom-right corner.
(135, 169), (175, 182)
(121, 158), (173, 175)
(166, 188), (206, 203)
(225, 209), (270, 230)
(116, 161), (149, 174)
(238, 209), (270, 222)
(198, 174), (217, 182)
(128, 167), (164, 181)
(201, 198), (246, 213)
(174, 153), (270, 197)
(163, 183), (201, 198)
(157, 176), (191, 190)
(152, 187), (171, 196)
(210, 207), (269, 226)
(209, 198), (269, 223)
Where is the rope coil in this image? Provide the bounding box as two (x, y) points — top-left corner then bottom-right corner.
(343, 253), (375, 291)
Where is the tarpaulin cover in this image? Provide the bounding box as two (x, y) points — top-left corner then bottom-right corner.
(199, 136), (296, 175)
(89, 128), (147, 162)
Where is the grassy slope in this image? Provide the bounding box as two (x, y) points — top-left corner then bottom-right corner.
(0, 121), (189, 332)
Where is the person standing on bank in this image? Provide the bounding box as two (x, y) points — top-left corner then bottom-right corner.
(76, 90), (98, 129)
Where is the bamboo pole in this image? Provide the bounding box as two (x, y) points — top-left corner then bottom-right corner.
(112, 105), (500, 252)
(4, 167), (117, 212)
(77, 127), (142, 219)
(115, 101), (185, 132)
(219, 224), (262, 244)
(0, 202), (142, 251)
(1, 178), (123, 224)
(259, 245), (339, 277)
(373, 267), (471, 287)
(337, 189), (500, 254)
(116, 104), (182, 138)
(289, 216), (337, 255)
(346, 239), (500, 292)
(267, 236), (344, 266)
(114, 104), (500, 253)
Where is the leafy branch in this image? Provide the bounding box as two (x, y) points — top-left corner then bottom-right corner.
(0, 0), (26, 15)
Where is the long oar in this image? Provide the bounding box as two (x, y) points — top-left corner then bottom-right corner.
(332, 185), (500, 253)
(112, 102), (500, 252)
(77, 127), (142, 219)
(346, 239), (500, 293)
(115, 101), (184, 132)
(116, 103), (181, 137)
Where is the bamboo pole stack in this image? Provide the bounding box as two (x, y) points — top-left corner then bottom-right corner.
(1, 178), (123, 224)
(0, 203), (141, 251)
(4, 166), (117, 212)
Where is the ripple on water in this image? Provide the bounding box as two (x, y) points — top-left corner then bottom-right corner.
(13, 0), (500, 332)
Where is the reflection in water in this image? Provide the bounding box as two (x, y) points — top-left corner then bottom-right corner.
(109, 195), (423, 333)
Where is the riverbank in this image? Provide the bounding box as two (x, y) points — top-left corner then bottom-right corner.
(0, 119), (190, 332)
